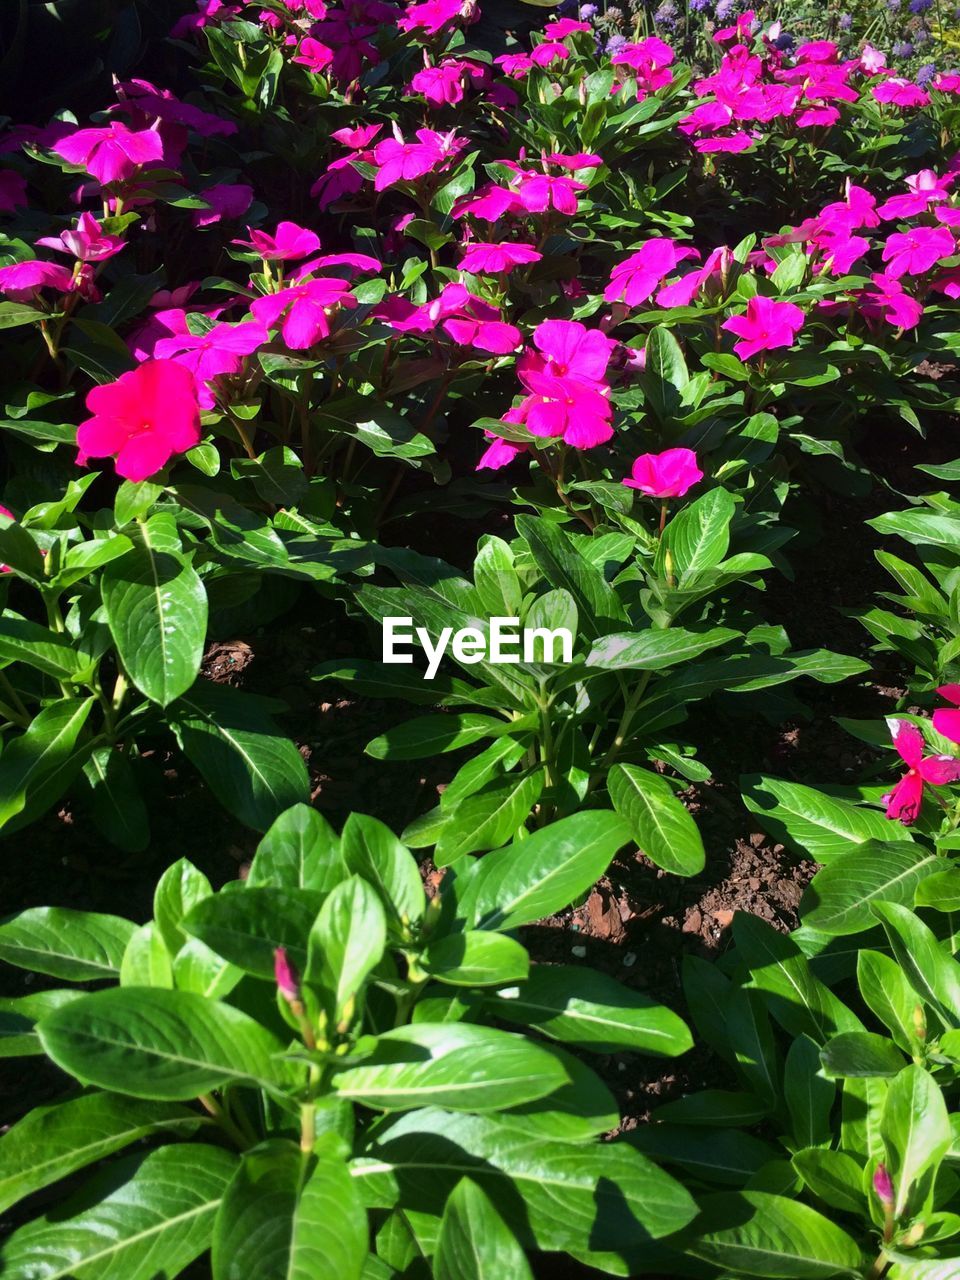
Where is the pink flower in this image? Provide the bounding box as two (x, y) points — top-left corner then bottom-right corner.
(153, 320), (268, 408)
(377, 283), (520, 353)
(409, 59), (485, 107)
(292, 36), (334, 73)
(881, 226), (955, 278)
(398, 0), (475, 35)
(192, 183), (254, 228)
(934, 73), (960, 94)
(722, 295), (805, 359)
(694, 133), (755, 154)
(170, 0), (241, 38)
(860, 274), (923, 329)
(544, 17), (591, 36)
(883, 719), (960, 824)
(452, 184), (520, 221)
(495, 53), (533, 79)
(0, 170), (27, 213)
(512, 170), (587, 216)
(76, 360), (201, 481)
(530, 41), (570, 68)
(796, 106), (840, 129)
(458, 242), (541, 274)
(623, 447), (703, 498)
(233, 221), (321, 262)
(477, 430), (527, 470)
(37, 212), (125, 263)
(873, 79), (930, 109)
(933, 685), (960, 744)
(513, 319), (616, 449)
(251, 277), (355, 349)
(0, 260), (75, 302)
(611, 37), (675, 97)
(332, 124), (382, 148)
(860, 43), (887, 74)
(371, 128), (465, 191)
(52, 123), (165, 186)
(878, 169), (953, 221)
(605, 240), (699, 307)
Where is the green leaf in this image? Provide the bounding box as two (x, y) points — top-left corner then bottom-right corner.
(366, 714), (514, 761)
(333, 1023), (569, 1112)
(0, 1144), (237, 1280)
(0, 696), (95, 833)
(584, 626), (737, 673)
(434, 770), (542, 864)
(0, 907), (135, 981)
(515, 516), (627, 638)
(419, 932), (530, 987)
(684, 1190), (863, 1277)
(307, 877), (386, 1020)
(183, 887), (321, 980)
(154, 859), (213, 956)
(212, 1136), (366, 1280)
(120, 923), (174, 988)
(0, 990), (80, 1058)
(0, 1093), (200, 1215)
(247, 804), (345, 892)
(642, 325), (689, 423)
(881, 1064), (952, 1219)
(742, 775), (908, 862)
(458, 811), (630, 931)
(82, 747), (150, 853)
(487, 964), (691, 1055)
(658, 488), (735, 583)
(434, 1178), (534, 1280)
(869, 510), (960, 553)
(100, 515), (208, 707)
(799, 842), (940, 936)
(38, 987), (301, 1100)
(341, 813), (424, 941)
(873, 901), (960, 1027)
(0, 514), (46, 580)
(173, 684), (310, 832)
(791, 1149), (867, 1218)
(0, 617), (84, 681)
(820, 1032), (907, 1078)
(354, 1109), (697, 1252)
(608, 764), (705, 877)
(628, 1124), (777, 1187)
(784, 1034), (834, 1147)
(733, 915), (863, 1043)
(856, 950), (922, 1053)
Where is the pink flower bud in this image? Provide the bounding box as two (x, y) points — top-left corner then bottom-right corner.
(874, 1163), (894, 1207)
(274, 947), (300, 1003)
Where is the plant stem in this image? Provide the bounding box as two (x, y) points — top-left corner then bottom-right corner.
(197, 1093), (249, 1150)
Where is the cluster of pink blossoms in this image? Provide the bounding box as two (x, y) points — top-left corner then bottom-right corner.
(884, 719), (960, 824)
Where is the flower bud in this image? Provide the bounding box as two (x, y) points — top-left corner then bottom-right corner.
(873, 1163), (894, 1207)
(274, 946), (300, 1005)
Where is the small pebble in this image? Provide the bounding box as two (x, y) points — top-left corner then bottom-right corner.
(622, 951), (637, 967)
(571, 944), (587, 958)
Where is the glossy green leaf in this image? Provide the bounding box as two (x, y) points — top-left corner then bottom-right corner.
(420, 932), (530, 987)
(341, 813), (424, 940)
(212, 1136), (367, 1280)
(333, 1023), (568, 1112)
(684, 1190), (863, 1277)
(434, 770), (542, 865)
(307, 877), (386, 1019)
(488, 964), (691, 1055)
(873, 901), (960, 1027)
(0, 1092), (200, 1215)
(353, 1109), (697, 1251)
(881, 1064), (952, 1219)
(0, 907), (135, 981)
(584, 626), (737, 673)
(0, 696), (95, 832)
(434, 1178), (533, 1280)
(100, 516), (207, 706)
(458, 811), (630, 931)
(799, 842), (939, 936)
(183, 887), (321, 980)
(39, 987), (301, 1100)
(608, 764), (705, 877)
(247, 803), (345, 893)
(742, 775), (908, 863)
(820, 1032), (907, 1079)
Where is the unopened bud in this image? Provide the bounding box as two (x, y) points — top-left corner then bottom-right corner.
(913, 1003), (926, 1041)
(902, 1220), (925, 1246)
(873, 1163), (895, 1208)
(274, 947), (300, 1005)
